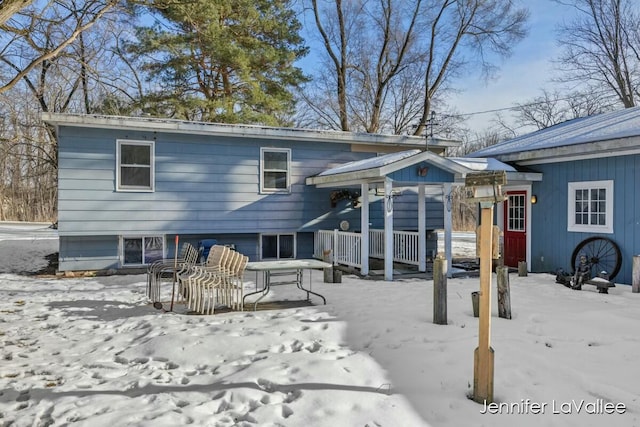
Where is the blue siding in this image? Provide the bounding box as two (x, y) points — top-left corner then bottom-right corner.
(389, 164), (455, 183)
(57, 125), (447, 271)
(529, 155), (640, 285)
(58, 232), (316, 271)
(57, 126), (371, 236)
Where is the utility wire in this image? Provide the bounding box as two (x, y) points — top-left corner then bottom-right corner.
(448, 88), (616, 119)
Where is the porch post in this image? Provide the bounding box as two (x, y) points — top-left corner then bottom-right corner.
(384, 177), (394, 281)
(361, 182), (370, 275)
(418, 184), (426, 272)
(443, 183), (453, 278)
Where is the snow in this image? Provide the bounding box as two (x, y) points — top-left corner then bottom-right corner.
(448, 157), (516, 172)
(317, 149), (421, 176)
(468, 106), (640, 157)
(1, 223), (639, 426)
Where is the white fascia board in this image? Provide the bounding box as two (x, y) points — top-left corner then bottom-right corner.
(42, 112), (460, 149)
(496, 137), (640, 165)
(505, 172), (543, 182)
(306, 169), (383, 187)
(307, 177), (382, 188)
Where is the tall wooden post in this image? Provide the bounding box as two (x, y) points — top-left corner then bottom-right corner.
(473, 204), (495, 404)
(465, 170), (506, 406)
(433, 256), (447, 325)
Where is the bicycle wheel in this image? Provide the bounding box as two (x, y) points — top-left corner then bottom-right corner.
(570, 237), (622, 281)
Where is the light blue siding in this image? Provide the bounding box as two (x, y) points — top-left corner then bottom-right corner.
(57, 125), (446, 271)
(389, 164), (455, 183)
(529, 155), (640, 285)
(57, 126), (369, 236)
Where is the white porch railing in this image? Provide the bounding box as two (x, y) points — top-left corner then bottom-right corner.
(314, 230), (362, 268)
(370, 229), (420, 266)
(314, 228), (420, 268)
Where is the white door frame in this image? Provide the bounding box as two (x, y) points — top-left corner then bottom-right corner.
(496, 184), (532, 271)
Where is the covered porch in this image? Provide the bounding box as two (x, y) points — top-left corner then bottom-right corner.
(306, 150), (542, 281)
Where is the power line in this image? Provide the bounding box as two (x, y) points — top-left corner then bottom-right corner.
(450, 88), (616, 119)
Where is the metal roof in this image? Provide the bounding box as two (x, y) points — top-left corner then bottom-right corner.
(42, 113), (460, 148)
(467, 106), (640, 159)
(306, 150), (540, 187)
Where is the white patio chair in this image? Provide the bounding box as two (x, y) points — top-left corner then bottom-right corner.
(187, 250), (248, 314)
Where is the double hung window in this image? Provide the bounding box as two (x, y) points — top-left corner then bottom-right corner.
(567, 180), (613, 233)
(261, 148), (290, 193)
(117, 140), (154, 191)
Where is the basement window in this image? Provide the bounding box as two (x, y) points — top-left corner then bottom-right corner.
(260, 233), (296, 259)
(121, 236), (164, 266)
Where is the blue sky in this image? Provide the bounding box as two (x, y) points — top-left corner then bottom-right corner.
(296, 0), (576, 134)
(450, 0), (574, 133)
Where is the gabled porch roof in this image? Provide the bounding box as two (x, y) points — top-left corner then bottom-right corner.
(305, 149), (541, 188)
(305, 149), (542, 281)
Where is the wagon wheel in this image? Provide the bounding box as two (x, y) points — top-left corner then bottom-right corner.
(570, 237), (622, 281)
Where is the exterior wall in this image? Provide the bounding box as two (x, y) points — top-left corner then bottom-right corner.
(57, 125), (446, 271)
(59, 232), (317, 271)
(59, 235), (120, 271)
(529, 155), (640, 285)
(57, 126), (368, 236)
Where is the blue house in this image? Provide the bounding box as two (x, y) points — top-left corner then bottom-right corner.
(468, 107), (640, 285)
(44, 113), (467, 274)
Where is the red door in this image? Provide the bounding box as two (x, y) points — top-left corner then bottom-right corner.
(503, 191), (526, 267)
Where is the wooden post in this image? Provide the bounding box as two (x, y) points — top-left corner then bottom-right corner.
(518, 261), (528, 277)
(473, 205), (495, 404)
(471, 291), (479, 317)
(633, 256), (640, 293)
(497, 266), (512, 319)
(433, 256), (447, 325)
(323, 250), (333, 283)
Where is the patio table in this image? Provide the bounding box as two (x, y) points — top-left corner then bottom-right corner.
(243, 259), (332, 311)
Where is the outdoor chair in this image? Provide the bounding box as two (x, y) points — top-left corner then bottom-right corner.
(190, 250), (241, 313)
(186, 250), (248, 314)
(177, 245), (231, 304)
(146, 242), (198, 303)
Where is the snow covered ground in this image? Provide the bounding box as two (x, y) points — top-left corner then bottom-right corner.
(0, 223), (639, 426)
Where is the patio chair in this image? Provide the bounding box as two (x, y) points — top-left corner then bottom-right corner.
(187, 250), (248, 314)
(146, 242), (198, 303)
(223, 254), (248, 311)
(177, 245), (231, 304)
(146, 242), (189, 299)
(197, 250), (241, 313)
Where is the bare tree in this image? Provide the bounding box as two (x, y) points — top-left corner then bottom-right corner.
(305, 0), (528, 134)
(0, 1), (140, 221)
(0, 0), (34, 25)
(507, 89), (614, 131)
(554, 0), (640, 108)
(0, 0), (120, 95)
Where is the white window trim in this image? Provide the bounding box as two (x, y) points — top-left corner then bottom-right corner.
(116, 139), (155, 192)
(567, 180), (613, 234)
(260, 147), (291, 194)
(119, 235), (165, 266)
(259, 233), (297, 260)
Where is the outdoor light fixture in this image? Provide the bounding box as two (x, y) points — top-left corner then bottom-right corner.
(531, 195), (538, 204)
